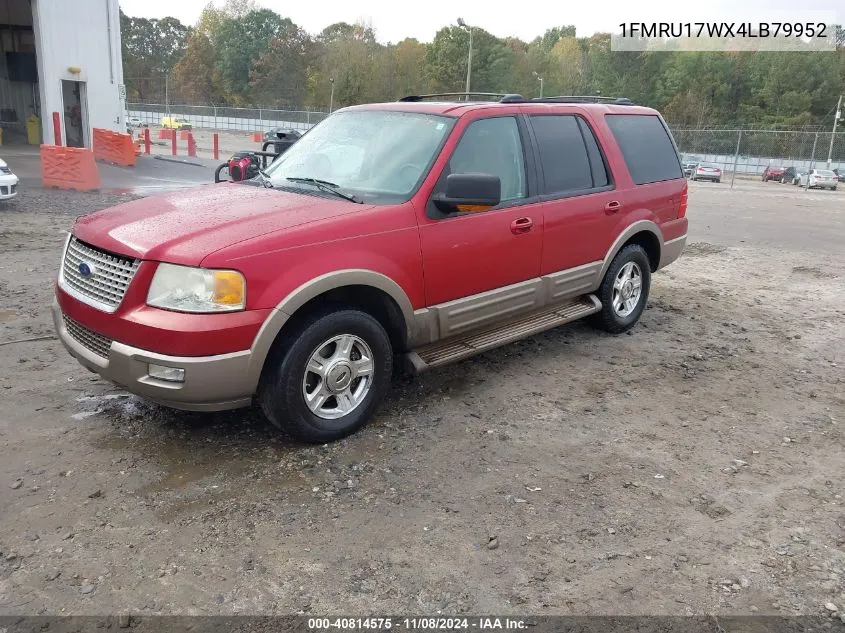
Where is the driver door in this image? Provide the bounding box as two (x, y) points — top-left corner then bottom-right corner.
(416, 115), (543, 332)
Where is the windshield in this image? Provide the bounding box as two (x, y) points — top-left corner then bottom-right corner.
(264, 110), (455, 204)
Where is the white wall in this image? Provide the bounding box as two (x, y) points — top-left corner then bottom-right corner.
(32, 0), (124, 145)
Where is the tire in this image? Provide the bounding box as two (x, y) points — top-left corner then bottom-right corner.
(258, 309), (393, 443)
(589, 244), (652, 334)
(715, 179), (721, 183)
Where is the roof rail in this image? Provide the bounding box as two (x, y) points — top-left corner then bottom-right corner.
(530, 95), (635, 105)
(396, 93), (634, 106)
(398, 92), (524, 103)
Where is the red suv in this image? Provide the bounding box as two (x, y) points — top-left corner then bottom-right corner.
(53, 94), (688, 442)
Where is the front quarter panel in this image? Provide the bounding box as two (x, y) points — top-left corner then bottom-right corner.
(201, 201), (424, 313)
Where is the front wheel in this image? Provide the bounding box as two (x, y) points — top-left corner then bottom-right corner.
(259, 309), (393, 443)
(590, 244), (651, 334)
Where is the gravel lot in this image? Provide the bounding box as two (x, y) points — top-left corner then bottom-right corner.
(0, 180), (843, 618)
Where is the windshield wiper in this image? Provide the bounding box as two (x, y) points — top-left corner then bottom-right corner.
(258, 169), (273, 188)
(286, 177), (361, 203)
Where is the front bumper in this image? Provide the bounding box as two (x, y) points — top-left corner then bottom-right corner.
(0, 173), (18, 199)
(53, 299), (256, 411)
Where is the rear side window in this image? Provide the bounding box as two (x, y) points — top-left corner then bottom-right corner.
(529, 115), (609, 195)
(605, 114), (683, 185)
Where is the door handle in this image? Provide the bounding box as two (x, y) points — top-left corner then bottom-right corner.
(510, 217), (534, 234)
(605, 200), (622, 214)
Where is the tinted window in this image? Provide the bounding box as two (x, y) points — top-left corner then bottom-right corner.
(577, 118), (610, 188)
(444, 116), (526, 202)
(529, 115), (592, 194)
(605, 114), (683, 185)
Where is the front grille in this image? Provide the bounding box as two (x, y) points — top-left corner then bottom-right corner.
(60, 237), (140, 312)
(0, 186), (7, 195)
(63, 315), (113, 359)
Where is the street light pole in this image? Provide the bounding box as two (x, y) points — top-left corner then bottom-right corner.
(826, 94), (842, 168)
(457, 18), (473, 99)
(533, 71), (543, 98)
(329, 78), (335, 113)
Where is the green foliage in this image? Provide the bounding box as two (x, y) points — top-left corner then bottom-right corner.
(120, 9), (845, 124)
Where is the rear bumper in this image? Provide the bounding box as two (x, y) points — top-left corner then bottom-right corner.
(658, 234), (687, 270)
(53, 299), (256, 411)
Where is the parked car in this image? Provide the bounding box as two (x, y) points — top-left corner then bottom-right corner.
(791, 170), (806, 185)
(799, 169), (838, 190)
(127, 116), (147, 128)
(682, 157), (701, 177)
(161, 116), (192, 130)
(762, 165), (786, 182)
(52, 95), (688, 443)
(0, 158), (19, 200)
(781, 166), (798, 184)
(691, 162), (721, 182)
(833, 168), (842, 182)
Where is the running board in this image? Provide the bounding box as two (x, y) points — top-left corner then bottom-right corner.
(405, 294), (601, 373)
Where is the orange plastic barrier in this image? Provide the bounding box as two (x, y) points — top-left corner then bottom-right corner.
(252, 132), (263, 142)
(158, 129), (174, 140)
(92, 128), (136, 167)
(180, 130), (191, 141)
(40, 145), (101, 191)
(134, 138), (143, 157)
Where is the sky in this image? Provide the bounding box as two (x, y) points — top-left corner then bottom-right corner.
(118, 0), (844, 43)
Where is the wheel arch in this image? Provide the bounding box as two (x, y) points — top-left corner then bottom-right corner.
(596, 220), (663, 285)
(246, 270), (415, 387)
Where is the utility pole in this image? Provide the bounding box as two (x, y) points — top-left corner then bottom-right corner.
(457, 18), (473, 99)
(826, 94), (842, 168)
(165, 71), (170, 117)
(329, 78), (335, 113)
(533, 72), (543, 98)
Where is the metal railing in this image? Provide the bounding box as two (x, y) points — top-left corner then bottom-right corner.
(126, 103), (330, 132)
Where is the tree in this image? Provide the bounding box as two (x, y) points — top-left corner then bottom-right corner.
(120, 11), (189, 100)
(249, 21), (313, 106)
(172, 32), (221, 105)
(214, 9), (290, 104)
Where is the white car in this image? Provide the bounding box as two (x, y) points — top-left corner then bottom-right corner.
(800, 169), (838, 190)
(127, 116), (147, 128)
(0, 158), (19, 200)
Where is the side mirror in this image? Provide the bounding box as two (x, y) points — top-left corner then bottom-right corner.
(434, 173), (501, 213)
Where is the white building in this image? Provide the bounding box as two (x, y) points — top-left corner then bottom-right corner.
(0, 0), (124, 147)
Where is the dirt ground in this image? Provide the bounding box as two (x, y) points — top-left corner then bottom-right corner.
(0, 180), (843, 618)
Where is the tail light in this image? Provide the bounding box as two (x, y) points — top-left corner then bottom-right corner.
(678, 183), (688, 218)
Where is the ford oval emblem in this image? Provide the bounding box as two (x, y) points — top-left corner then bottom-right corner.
(78, 261), (96, 277)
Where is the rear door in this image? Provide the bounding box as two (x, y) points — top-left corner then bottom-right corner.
(526, 113), (620, 279)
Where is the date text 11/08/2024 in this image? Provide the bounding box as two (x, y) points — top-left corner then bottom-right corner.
(308, 618), (528, 630)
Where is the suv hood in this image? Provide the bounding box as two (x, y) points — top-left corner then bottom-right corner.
(72, 183), (370, 266)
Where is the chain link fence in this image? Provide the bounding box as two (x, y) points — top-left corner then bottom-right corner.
(668, 126), (845, 183)
(126, 103), (330, 133)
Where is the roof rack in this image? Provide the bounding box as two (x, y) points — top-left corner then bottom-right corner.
(396, 93), (635, 106)
(398, 92), (523, 102)
(530, 95), (635, 105)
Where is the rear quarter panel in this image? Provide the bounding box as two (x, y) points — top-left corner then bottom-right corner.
(582, 109), (687, 249)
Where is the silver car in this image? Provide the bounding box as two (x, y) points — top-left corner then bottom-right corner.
(800, 169), (838, 190)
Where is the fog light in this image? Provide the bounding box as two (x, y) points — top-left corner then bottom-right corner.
(148, 363), (185, 383)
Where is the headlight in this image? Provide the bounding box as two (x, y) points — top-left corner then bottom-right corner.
(146, 263), (246, 313)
